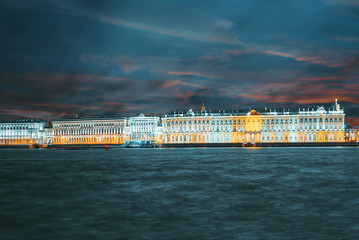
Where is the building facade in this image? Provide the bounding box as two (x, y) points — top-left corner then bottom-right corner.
(128, 114), (163, 143)
(0, 119), (46, 145)
(162, 109), (233, 144)
(162, 100), (345, 144)
(51, 117), (127, 145)
(0, 100), (351, 146)
(345, 123), (359, 142)
(260, 105), (345, 143)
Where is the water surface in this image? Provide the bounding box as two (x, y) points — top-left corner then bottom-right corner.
(1, 147), (359, 239)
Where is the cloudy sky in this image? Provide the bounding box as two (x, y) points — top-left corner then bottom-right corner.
(1, 0), (359, 124)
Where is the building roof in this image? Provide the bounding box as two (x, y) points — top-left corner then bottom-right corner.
(247, 109), (261, 116)
(52, 116), (125, 122)
(0, 118), (46, 124)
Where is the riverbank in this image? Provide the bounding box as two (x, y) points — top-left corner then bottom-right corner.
(161, 142), (359, 148)
(1, 142), (359, 149)
(47, 144), (125, 149)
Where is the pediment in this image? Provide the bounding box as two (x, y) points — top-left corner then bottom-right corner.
(187, 109), (195, 116)
(316, 106), (326, 114)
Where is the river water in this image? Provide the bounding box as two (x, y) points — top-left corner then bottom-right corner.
(1, 147), (359, 239)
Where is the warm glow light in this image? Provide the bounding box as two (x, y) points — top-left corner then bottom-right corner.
(0, 100), (353, 146)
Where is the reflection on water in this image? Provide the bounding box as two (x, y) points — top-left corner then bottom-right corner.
(1, 147), (359, 239)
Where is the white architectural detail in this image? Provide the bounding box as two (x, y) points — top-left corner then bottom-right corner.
(0, 100), (351, 146)
(163, 100), (346, 144)
(0, 119), (46, 145)
(51, 117), (126, 145)
(128, 114), (162, 143)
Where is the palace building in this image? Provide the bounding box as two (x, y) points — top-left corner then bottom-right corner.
(0, 99), (352, 146)
(162, 107), (234, 144)
(0, 119), (46, 146)
(51, 117), (127, 145)
(162, 100), (345, 144)
(128, 114), (163, 143)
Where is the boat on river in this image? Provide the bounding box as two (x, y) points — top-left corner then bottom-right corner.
(125, 140), (157, 148)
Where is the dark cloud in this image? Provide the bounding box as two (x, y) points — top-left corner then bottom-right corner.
(341, 55), (359, 72)
(0, 0), (358, 124)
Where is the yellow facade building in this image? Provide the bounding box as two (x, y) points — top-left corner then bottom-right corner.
(0, 100), (349, 146)
(162, 100), (345, 144)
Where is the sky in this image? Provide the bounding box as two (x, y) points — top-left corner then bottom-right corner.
(0, 0), (359, 125)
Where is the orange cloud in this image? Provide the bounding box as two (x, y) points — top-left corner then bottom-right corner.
(346, 117), (359, 127)
(175, 91), (196, 104)
(227, 48), (256, 55)
(297, 76), (343, 82)
(266, 50), (294, 58)
(167, 71), (211, 78)
(120, 58), (142, 73)
(104, 102), (130, 106)
(161, 79), (207, 89)
(265, 50), (343, 68)
(161, 79), (181, 89)
(238, 79), (359, 105)
(296, 57), (318, 61)
(240, 93), (359, 104)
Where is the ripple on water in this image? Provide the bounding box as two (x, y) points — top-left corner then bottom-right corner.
(1, 147), (359, 239)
